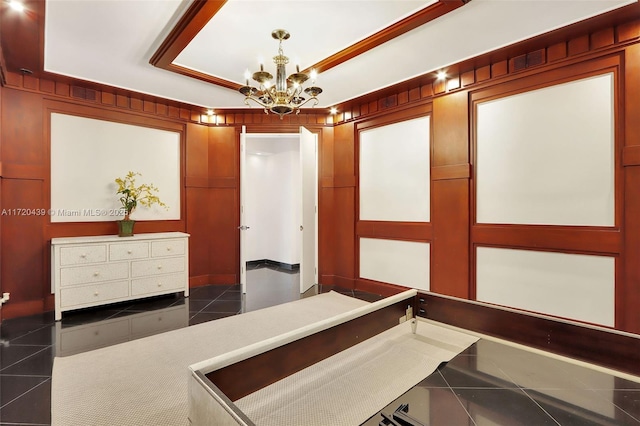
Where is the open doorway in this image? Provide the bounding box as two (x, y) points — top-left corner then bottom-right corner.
(240, 128), (318, 311)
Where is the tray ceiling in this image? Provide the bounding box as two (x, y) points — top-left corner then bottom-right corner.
(39, 0), (638, 110)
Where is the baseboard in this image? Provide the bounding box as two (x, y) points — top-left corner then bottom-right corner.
(319, 275), (356, 289)
(247, 259), (299, 271)
(189, 275), (211, 287)
(208, 274), (238, 285)
(418, 292), (640, 377)
(355, 278), (408, 297)
(1, 299), (47, 320)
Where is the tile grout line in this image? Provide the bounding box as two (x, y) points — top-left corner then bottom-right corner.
(0, 345), (53, 373)
(0, 377), (51, 410)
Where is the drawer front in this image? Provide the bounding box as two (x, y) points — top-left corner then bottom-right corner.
(60, 262), (129, 286)
(131, 256), (185, 278)
(131, 272), (186, 296)
(58, 318), (130, 355)
(60, 245), (107, 266)
(130, 306), (188, 336)
(109, 242), (149, 261)
(59, 280), (129, 308)
(151, 239), (186, 258)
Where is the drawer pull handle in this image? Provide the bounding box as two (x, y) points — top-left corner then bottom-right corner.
(157, 265), (162, 270)
(93, 272), (100, 277)
(127, 250), (133, 254)
(80, 254), (87, 258)
(94, 291), (99, 296)
(94, 331), (100, 336)
(166, 247), (172, 251)
(157, 283), (162, 287)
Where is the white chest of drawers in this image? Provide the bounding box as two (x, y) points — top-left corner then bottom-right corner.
(51, 232), (189, 320)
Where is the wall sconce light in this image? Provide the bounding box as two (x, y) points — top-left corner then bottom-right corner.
(436, 71), (447, 80)
(329, 107), (338, 115)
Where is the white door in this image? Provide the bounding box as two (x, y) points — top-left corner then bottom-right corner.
(239, 127), (248, 294)
(299, 126), (317, 293)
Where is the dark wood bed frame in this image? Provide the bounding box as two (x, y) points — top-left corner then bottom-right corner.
(206, 298), (413, 401)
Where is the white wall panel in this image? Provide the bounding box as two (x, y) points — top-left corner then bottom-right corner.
(476, 73), (614, 226)
(360, 238), (430, 291)
(360, 117), (430, 222)
(476, 247), (615, 326)
(51, 113), (180, 222)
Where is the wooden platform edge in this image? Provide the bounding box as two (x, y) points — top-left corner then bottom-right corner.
(417, 292), (640, 377)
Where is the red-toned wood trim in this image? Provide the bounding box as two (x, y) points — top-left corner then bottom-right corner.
(320, 175), (356, 188)
(356, 221), (432, 242)
(331, 4), (640, 126)
(209, 177), (236, 188)
(332, 275), (356, 290)
(149, 0), (226, 68)
(319, 274), (335, 286)
(622, 42), (640, 334)
(208, 273), (237, 285)
(0, 44), (7, 86)
(469, 54), (621, 105)
(623, 145), (640, 166)
(432, 164), (471, 180)
(164, 63), (239, 91)
(185, 176), (210, 188)
(206, 299), (410, 401)
(355, 278), (409, 297)
(0, 164), (46, 180)
(150, 1), (467, 89)
(418, 292), (640, 376)
(356, 102), (432, 131)
(0, 299), (47, 320)
(310, 1), (467, 74)
(471, 225), (622, 256)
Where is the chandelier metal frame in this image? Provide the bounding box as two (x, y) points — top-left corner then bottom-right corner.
(239, 29), (323, 119)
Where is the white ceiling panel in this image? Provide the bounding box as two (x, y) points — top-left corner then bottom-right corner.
(43, 0), (636, 110)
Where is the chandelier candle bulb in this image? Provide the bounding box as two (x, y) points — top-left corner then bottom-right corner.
(238, 29), (323, 119)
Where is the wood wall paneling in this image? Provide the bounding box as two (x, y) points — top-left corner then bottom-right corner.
(431, 179), (470, 298)
(622, 43), (640, 333)
(418, 293), (640, 377)
(187, 187), (211, 286)
(330, 122), (356, 288)
(0, 85), (2, 321)
(185, 123), (211, 286)
(431, 91), (471, 298)
(186, 123), (209, 179)
(208, 126), (239, 285)
(356, 221), (432, 242)
(1, 179), (46, 318)
(318, 128), (335, 282)
(2, 90), (43, 165)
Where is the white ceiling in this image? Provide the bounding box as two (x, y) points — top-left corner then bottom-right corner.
(43, 0), (636, 111)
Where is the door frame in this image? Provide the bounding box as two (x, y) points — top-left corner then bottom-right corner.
(239, 129), (318, 294)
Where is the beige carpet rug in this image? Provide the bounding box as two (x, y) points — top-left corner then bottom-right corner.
(235, 319), (478, 425)
(52, 292), (368, 426)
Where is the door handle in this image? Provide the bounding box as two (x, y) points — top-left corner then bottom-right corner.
(238, 225), (251, 231)
(300, 225), (303, 231)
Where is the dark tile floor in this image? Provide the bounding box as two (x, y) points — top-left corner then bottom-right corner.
(364, 337), (640, 426)
(1, 264), (639, 425)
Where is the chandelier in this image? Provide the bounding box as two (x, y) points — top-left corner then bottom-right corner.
(239, 29), (322, 119)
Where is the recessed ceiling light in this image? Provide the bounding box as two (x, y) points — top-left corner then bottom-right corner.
(329, 107), (338, 115)
(9, 1), (25, 12)
(436, 71), (447, 80)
